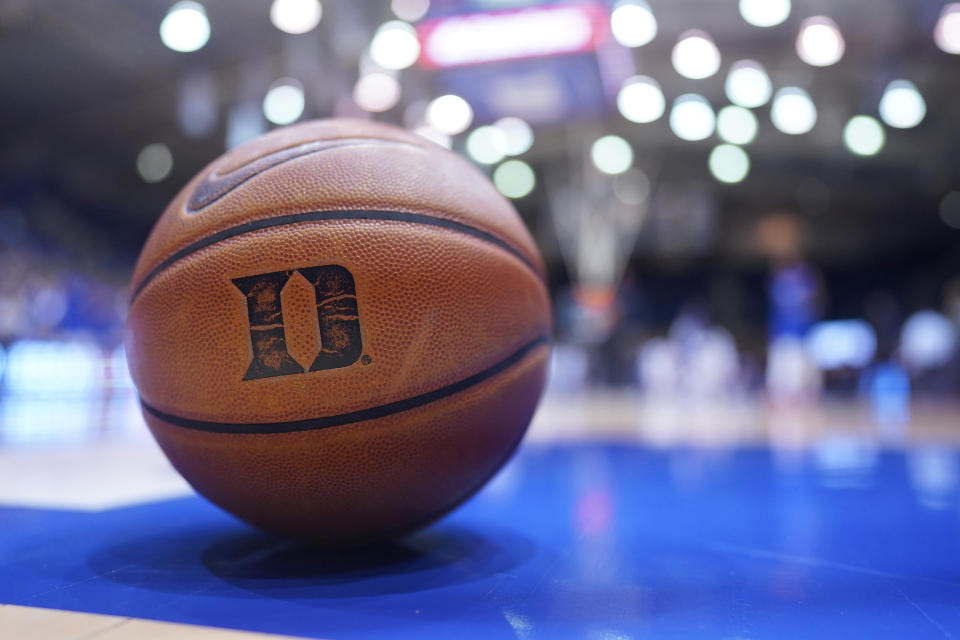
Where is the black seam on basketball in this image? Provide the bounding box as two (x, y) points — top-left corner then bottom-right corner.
(130, 210), (542, 303)
(139, 335), (550, 435)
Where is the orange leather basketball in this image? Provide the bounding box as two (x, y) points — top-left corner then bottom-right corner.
(124, 119), (551, 543)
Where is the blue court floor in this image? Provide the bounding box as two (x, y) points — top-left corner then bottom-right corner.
(2, 389), (960, 639)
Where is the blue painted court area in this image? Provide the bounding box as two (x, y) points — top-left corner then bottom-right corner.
(2, 444), (960, 639)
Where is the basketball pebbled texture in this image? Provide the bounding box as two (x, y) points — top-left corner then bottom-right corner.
(125, 119), (552, 543)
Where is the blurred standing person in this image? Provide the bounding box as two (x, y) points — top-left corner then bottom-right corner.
(756, 214), (824, 409)
(758, 214), (823, 340)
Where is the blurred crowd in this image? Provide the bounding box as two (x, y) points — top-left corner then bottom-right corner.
(2, 206), (960, 416)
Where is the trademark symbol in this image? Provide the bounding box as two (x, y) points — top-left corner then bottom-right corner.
(361, 355), (372, 366)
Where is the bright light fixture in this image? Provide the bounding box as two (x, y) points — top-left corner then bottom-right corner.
(425, 94), (473, 134)
(369, 21), (421, 70)
(771, 87), (817, 135)
(669, 94), (715, 141)
(591, 135), (633, 175)
(494, 160), (536, 198)
(716, 105), (758, 145)
(610, 0), (657, 48)
(796, 16), (845, 67)
(739, 0), (790, 27)
(263, 79), (305, 125)
(672, 30), (720, 79)
(466, 126), (508, 165)
(270, 0), (322, 34)
(353, 73), (401, 113)
(494, 117), (534, 156)
(934, 4), (960, 54)
(879, 80), (926, 129)
(725, 60), (772, 108)
(709, 144), (750, 184)
(617, 75), (665, 124)
(159, 1), (211, 52)
(843, 115), (885, 156)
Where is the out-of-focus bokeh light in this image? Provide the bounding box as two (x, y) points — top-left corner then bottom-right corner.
(613, 168), (650, 205)
(269, 0), (322, 34)
(934, 4), (960, 54)
(413, 124), (452, 149)
(771, 87), (817, 135)
(671, 30), (720, 79)
(391, 0), (429, 23)
(739, 0), (790, 27)
(590, 135), (633, 175)
(425, 94), (473, 134)
(843, 115), (885, 156)
(136, 143), (173, 183)
(369, 21), (421, 71)
(900, 310), (957, 370)
(610, 0), (657, 48)
(669, 94), (715, 141)
(939, 191), (960, 229)
(725, 60), (772, 109)
(494, 117), (534, 156)
(159, 1), (210, 52)
(805, 320), (877, 369)
(494, 160), (536, 198)
(617, 75), (665, 123)
(353, 72), (401, 113)
(708, 144), (750, 184)
(716, 105), (758, 145)
(879, 80), (926, 129)
(466, 125), (508, 165)
(262, 79), (305, 125)
(797, 16), (845, 67)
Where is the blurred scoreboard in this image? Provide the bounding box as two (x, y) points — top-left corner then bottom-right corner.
(415, 2), (628, 125)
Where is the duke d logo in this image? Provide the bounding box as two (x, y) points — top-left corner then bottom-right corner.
(233, 265), (362, 380)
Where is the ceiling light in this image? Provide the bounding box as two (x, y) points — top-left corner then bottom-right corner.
(669, 94), (715, 141)
(353, 73), (401, 113)
(369, 21), (421, 70)
(725, 60), (772, 108)
(716, 105), (758, 145)
(494, 160), (536, 198)
(709, 144), (750, 183)
(934, 4), (960, 54)
(672, 30), (720, 79)
(879, 80), (926, 129)
(159, 1), (210, 52)
(610, 0), (657, 48)
(739, 0), (790, 27)
(263, 79), (305, 125)
(796, 16), (845, 67)
(493, 117), (534, 156)
(771, 87), (817, 135)
(269, 0), (322, 34)
(425, 94), (473, 134)
(843, 115), (885, 156)
(466, 126), (508, 165)
(591, 135), (633, 175)
(617, 75), (665, 123)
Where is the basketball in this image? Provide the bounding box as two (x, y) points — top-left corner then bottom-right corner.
(124, 119), (551, 543)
